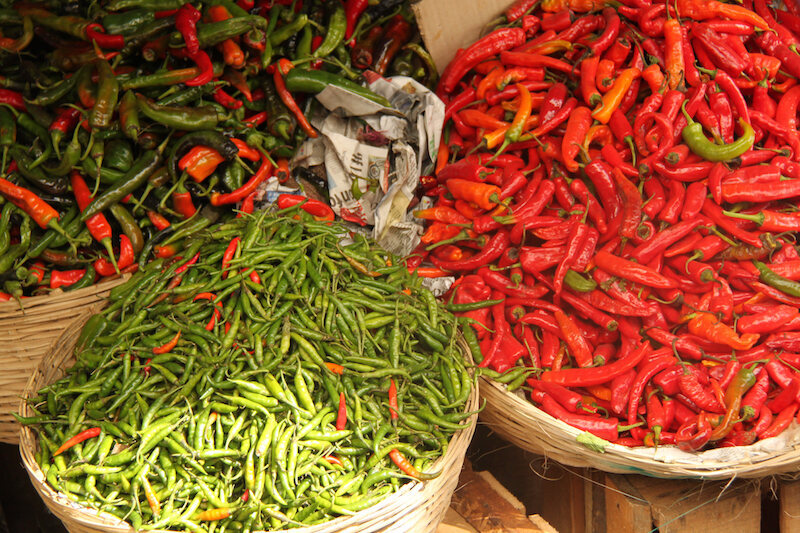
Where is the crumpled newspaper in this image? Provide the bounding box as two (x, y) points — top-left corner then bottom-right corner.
(291, 71), (445, 258)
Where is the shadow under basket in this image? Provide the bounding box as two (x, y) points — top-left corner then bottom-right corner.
(19, 324), (479, 533)
(479, 375), (800, 480)
(0, 276), (128, 444)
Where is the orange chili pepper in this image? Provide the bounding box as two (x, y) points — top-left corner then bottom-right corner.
(525, 39), (572, 55)
(207, 6), (244, 67)
(561, 106), (593, 173)
(275, 158), (290, 183)
(664, 19), (685, 90)
(641, 64), (666, 93)
(687, 312), (759, 350)
(460, 109), (508, 130)
(230, 138), (260, 161)
(592, 68), (641, 124)
(325, 362), (344, 375)
(178, 145), (224, 182)
(477, 67), (505, 99)
(142, 476), (160, 517)
(153, 330), (181, 354)
(388, 448), (440, 479)
(436, 139), (449, 174)
(554, 310), (593, 368)
(196, 508), (231, 521)
(446, 179), (502, 210)
(582, 124), (613, 152)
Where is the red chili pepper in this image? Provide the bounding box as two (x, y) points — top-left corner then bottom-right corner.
(274, 59), (317, 138)
(676, 412), (712, 452)
(553, 309), (592, 368)
(211, 157), (273, 206)
(185, 49), (214, 86)
(387, 379), (398, 421)
(531, 380), (583, 412)
(221, 237), (240, 280)
(50, 269), (88, 289)
(536, 391), (632, 441)
(175, 4), (201, 55)
(760, 403), (799, 439)
(335, 391), (347, 430)
(344, 0), (368, 40)
(701, 198), (762, 248)
(542, 340), (650, 388)
(53, 427), (101, 456)
(50, 107), (82, 150)
(765, 358), (796, 389)
(85, 23), (124, 49)
(439, 28), (526, 95)
(212, 86), (243, 110)
(629, 219), (704, 265)
(276, 194), (335, 222)
(146, 211), (170, 231)
(754, 405), (774, 436)
(153, 330), (181, 354)
(172, 191), (196, 219)
(70, 171), (118, 272)
(0, 177), (61, 230)
(94, 235), (134, 277)
(174, 251), (200, 275)
(594, 250), (676, 289)
(0, 88), (25, 111)
(767, 378), (799, 414)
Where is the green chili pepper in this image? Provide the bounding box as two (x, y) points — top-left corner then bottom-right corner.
(284, 68), (391, 107)
(754, 260), (800, 298)
(89, 60), (120, 131)
(81, 148), (162, 220)
(681, 102), (754, 162)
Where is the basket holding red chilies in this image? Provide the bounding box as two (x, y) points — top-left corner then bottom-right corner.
(409, 0), (800, 451)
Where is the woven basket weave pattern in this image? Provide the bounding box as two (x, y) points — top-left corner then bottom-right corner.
(19, 323), (478, 533)
(480, 376), (800, 479)
(0, 277), (127, 444)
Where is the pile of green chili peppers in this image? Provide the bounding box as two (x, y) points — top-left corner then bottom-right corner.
(19, 207), (474, 532)
(0, 0), (437, 299)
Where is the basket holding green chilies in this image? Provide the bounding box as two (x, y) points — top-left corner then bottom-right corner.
(18, 207), (479, 533)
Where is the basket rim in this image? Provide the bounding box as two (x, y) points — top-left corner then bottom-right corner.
(479, 375), (800, 479)
(19, 325), (479, 533)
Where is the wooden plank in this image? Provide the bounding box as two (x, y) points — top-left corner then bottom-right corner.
(604, 474), (652, 533)
(587, 469), (606, 533)
(537, 465), (586, 533)
(629, 477), (761, 533)
(437, 507), (479, 533)
(411, 0), (515, 73)
(781, 478), (800, 533)
(450, 460), (552, 532)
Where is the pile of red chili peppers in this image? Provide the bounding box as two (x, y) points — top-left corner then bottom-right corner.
(0, 0), (432, 300)
(410, 0), (800, 450)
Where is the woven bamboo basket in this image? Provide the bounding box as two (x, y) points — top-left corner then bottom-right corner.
(19, 324), (479, 533)
(0, 276), (127, 444)
(480, 375), (800, 479)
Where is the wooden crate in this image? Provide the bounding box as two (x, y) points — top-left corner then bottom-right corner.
(438, 459), (557, 533)
(465, 426), (798, 532)
(604, 474), (762, 533)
